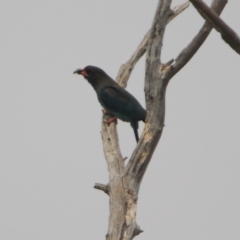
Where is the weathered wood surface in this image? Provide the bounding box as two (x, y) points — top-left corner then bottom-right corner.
(94, 1), (227, 239)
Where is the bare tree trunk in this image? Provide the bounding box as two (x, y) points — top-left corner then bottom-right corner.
(94, 0), (227, 239)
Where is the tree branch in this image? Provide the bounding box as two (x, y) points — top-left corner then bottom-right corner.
(125, 0), (172, 187)
(101, 117), (124, 180)
(124, 0), (227, 186)
(116, 1), (190, 88)
(167, 0), (228, 79)
(94, 183), (109, 195)
(190, 0), (240, 54)
(101, 1), (190, 180)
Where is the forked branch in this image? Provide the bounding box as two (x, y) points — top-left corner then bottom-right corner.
(190, 0), (240, 54)
(126, 0), (227, 186)
(100, 1), (191, 178)
(116, 1), (190, 88)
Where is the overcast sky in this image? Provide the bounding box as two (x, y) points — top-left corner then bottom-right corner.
(1, 0), (240, 239)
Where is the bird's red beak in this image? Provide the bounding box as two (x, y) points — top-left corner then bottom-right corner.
(73, 68), (89, 77)
(80, 70), (89, 77)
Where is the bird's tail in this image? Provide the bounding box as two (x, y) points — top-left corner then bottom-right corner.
(131, 121), (139, 142)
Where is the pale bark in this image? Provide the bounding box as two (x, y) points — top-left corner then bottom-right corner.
(94, 0), (227, 239)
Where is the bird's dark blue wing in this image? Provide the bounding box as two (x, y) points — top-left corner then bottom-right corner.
(99, 86), (145, 122)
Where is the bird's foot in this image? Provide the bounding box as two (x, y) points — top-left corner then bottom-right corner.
(104, 117), (117, 126)
(102, 109), (112, 116)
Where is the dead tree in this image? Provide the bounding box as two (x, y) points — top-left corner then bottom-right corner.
(94, 0), (227, 239)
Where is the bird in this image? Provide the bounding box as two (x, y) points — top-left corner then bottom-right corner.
(73, 65), (146, 142)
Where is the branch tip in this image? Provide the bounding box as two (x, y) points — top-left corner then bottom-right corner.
(94, 183), (109, 195)
(134, 225), (144, 237)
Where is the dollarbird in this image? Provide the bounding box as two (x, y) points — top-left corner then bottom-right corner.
(73, 65), (146, 142)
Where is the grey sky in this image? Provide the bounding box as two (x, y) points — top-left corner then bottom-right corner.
(1, 0), (240, 239)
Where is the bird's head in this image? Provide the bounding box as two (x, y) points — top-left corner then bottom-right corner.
(73, 65), (106, 81)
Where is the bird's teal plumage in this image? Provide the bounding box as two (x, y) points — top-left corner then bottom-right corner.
(74, 65), (146, 142)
